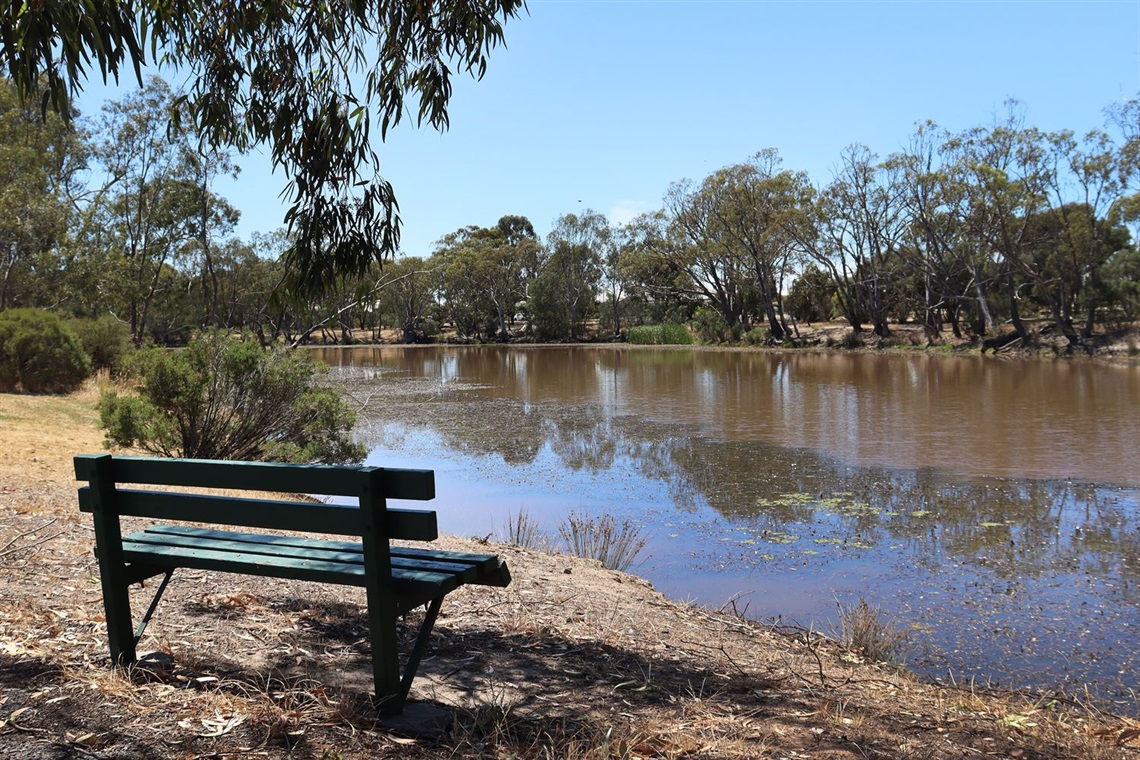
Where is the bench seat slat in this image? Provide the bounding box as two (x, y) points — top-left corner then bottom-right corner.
(121, 539), (463, 597)
(125, 528), (484, 583)
(146, 525), (501, 573)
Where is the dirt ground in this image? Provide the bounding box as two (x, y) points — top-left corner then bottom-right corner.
(1, 385), (1138, 758)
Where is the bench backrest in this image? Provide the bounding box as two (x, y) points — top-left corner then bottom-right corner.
(74, 454), (438, 541)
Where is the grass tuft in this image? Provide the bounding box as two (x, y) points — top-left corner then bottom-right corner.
(498, 508), (548, 549)
(835, 597), (908, 663)
(558, 512), (648, 572)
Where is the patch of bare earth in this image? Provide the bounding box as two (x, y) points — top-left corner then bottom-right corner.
(0, 385), (1136, 758)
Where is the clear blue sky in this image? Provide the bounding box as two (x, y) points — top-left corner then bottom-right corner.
(79, 0), (1140, 259)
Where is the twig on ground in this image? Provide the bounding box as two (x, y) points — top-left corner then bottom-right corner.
(0, 518), (62, 559)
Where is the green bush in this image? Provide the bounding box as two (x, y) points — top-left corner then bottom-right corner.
(99, 333), (366, 464)
(690, 306), (729, 343)
(742, 326), (770, 346)
(71, 315), (133, 375)
(0, 308), (91, 394)
(786, 265), (836, 323)
(626, 322), (693, 345)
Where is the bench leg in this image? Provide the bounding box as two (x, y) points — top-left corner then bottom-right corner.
(371, 597), (445, 716)
(101, 574), (136, 665)
(99, 567), (176, 665)
(91, 514), (137, 665)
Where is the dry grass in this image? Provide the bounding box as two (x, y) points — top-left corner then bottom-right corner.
(835, 597), (909, 664)
(498, 508), (548, 550)
(557, 512), (649, 572)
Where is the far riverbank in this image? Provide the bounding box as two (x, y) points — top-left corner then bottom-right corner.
(319, 320), (1140, 365)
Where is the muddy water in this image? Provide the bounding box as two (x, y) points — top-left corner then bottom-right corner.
(318, 346), (1140, 710)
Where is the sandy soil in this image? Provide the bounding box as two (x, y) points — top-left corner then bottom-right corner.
(0, 384), (1137, 758)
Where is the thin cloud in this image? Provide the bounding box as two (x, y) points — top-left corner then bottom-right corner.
(609, 199), (654, 226)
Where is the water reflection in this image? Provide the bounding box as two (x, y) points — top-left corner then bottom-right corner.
(321, 346), (1140, 709)
(324, 346), (1140, 486)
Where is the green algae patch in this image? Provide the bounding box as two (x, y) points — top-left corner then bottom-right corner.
(755, 491), (882, 518)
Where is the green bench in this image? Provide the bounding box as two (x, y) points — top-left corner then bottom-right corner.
(74, 454), (511, 714)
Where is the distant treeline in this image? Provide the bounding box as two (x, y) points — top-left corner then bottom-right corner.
(1, 75), (1137, 350)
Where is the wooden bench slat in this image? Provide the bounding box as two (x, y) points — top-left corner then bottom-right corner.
(121, 540), (463, 597)
(126, 528), (484, 583)
(75, 455), (435, 500)
(78, 488), (438, 541)
(146, 525), (499, 573)
(122, 541), (365, 585)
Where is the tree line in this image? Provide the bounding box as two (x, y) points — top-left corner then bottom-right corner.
(2, 76), (1138, 350)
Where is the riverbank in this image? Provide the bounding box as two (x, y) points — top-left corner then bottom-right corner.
(347, 320), (1140, 365)
(1, 385), (1137, 758)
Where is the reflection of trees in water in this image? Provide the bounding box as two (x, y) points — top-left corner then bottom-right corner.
(351, 378), (706, 507)
(347, 366), (1139, 600)
(664, 437), (1139, 598)
(541, 405), (618, 471)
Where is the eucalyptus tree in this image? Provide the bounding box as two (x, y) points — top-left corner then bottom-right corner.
(891, 122), (990, 339)
(531, 211), (606, 340)
(434, 216), (539, 341)
(950, 113), (1135, 347)
(619, 211), (696, 325)
(1107, 96), (1140, 192)
(0, 79), (83, 310)
(433, 230), (492, 339)
(599, 222), (633, 337)
(950, 110), (1053, 343)
(3, 1), (526, 296)
(1037, 128), (1133, 340)
(372, 256), (439, 342)
(699, 150), (807, 342)
(788, 146), (907, 336)
(181, 140), (240, 328)
(660, 178), (755, 332)
(81, 78), (209, 344)
(827, 145), (908, 337)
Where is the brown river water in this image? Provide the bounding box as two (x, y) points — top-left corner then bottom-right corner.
(315, 346), (1140, 711)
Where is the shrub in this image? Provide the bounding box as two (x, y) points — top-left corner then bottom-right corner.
(0, 308), (91, 393)
(99, 333), (366, 464)
(742, 326), (770, 346)
(690, 306), (729, 343)
(626, 322), (693, 345)
(71, 315), (133, 375)
(786, 265), (836, 323)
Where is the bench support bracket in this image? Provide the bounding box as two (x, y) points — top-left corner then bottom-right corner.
(133, 569), (175, 646)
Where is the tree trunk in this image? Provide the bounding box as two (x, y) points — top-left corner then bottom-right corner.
(949, 303), (963, 340)
(970, 264), (995, 334)
(1007, 275), (1030, 342)
(1082, 303), (1097, 341)
(495, 303), (510, 343)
